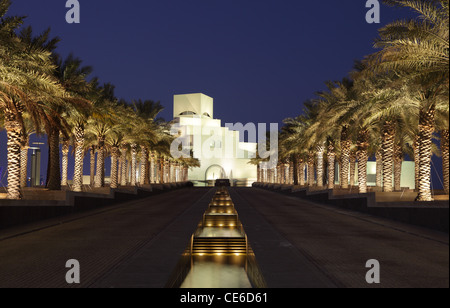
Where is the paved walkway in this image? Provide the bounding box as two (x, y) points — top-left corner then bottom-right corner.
(232, 188), (449, 288)
(0, 187), (447, 288)
(0, 188), (212, 288)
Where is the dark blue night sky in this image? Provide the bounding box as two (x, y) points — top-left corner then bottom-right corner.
(0, 1), (444, 189)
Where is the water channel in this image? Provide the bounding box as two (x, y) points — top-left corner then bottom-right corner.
(165, 187), (266, 288)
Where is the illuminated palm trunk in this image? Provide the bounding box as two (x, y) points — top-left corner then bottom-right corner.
(375, 150), (382, 189)
(140, 146), (150, 185)
(5, 118), (23, 200)
(89, 146), (95, 186)
(292, 155), (299, 185)
(393, 143), (403, 191)
(61, 139), (70, 186)
(349, 152), (357, 187)
(169, 160), (176, 183)
(150, 152), (156, 183)
(117, 155), (122, 185)
(357, 129), (370, 194)
(307, 152), (315, 186)
(416, 107), (435, 201)
(413, 137), (420, 191)
(110, 146), (120, 189)
(298, 160), (305, 186)
(94, 136), (106, 188)
(382, 121), (395, 193)
(274, 167), (277, 183)
(316, 143), (325, 187)
(47, 128), (61, 191)
(130, 143), (138, 186)
(327, 143), (336, 189)
(19, 145), (28, 188)
(164, 159), (170, 183)
(441, 130), (449, 194)
(340, 126), (351, 189)
(289, 160), (294, 185)
(120, 143), (128, 186)
(159, 157), (165, 184)
(73, 125), (85, 192)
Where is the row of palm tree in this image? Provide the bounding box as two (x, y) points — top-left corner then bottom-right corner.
(254, 0), (449, 201)
(0, 0), (199, 200)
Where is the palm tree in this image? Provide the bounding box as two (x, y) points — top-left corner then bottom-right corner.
(131, 99), (165, 185)
(85, 84), (118, 188)
(16, 26), (71, 192)
(53, 54), (94, 192)
(436, 110), (449, 194)
(1, 5), (68, 199)
(60, 136), (70, 186)
(368, 0), (449, 201)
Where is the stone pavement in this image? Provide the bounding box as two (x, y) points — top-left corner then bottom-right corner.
(0, 187), (447, 288)
(0, 188), (212, 288)
(231, 188), (449, 288)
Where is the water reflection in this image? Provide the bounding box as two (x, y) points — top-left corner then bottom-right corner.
(197, 227), (243, 238)
(180, 261), (252, 288)
(165, 187), (266, 288)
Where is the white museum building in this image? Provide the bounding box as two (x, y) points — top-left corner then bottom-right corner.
(171, 93), (257, 186)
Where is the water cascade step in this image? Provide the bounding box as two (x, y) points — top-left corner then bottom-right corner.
(165, 187), (266, 288)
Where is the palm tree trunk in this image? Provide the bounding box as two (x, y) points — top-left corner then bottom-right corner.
(416, 107), (435, 201)
(127, 160), (132, 184)
(5, 118), (23, 200)
(375, 150), (383, 188)
(164, 159), (169, 183)
(316, 143), (325, 187)
(340, 126), (351, 189)
(298, 161), (305, 186)
(73, 125), (85, 192)
(382, 121), (395, 193)
(130, 143), (138, 186)
(357, 129), (370, 194)
(292, 155), (299, 185)
(46, 128), (61, 191)
(150, 152), (155, 183)
(159, 157), (164, 184)
(275, 164), (279, 183)
(349, 152), (357, 187)
(307, 152), (315, 186)
(117, 156), (122, 185)
(61, 139), (70, 186)
(413, 137), (420, 191)
(110, 146), (120, 189)
(289, 160), (294, 185)
(327, 143), (336, 189)
(95, 137), (106, 188)
(140, 146), (150, 185)
(441, 130), (449, 195)
(394, 143), (403, 191)
(89, 146), (95, 186)
(120, 143), (128, 186)
(20, 146), (28, 188)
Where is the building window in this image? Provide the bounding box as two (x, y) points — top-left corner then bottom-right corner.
(179, 111), (197, 116)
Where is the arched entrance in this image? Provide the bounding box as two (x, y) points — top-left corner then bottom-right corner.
(205, 165), (226, 185)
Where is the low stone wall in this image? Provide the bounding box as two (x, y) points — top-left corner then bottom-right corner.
(0, 182), (193, 230)
(253, 183), (449, 233)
